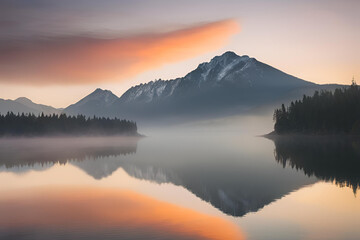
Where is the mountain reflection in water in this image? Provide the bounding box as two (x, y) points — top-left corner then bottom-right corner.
(0, 129), (359, 240)
(0, 136), (138, 173)
(0, 135), (316, 217)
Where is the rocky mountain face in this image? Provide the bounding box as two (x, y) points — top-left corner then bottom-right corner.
(1, 52), (344, 121)
(110, 51), (318, 121)
(64, 88), (118, 116)
(62, 51), (342, 123)
(119, 52), (313, 104)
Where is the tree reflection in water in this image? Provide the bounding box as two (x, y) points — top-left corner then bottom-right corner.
(269, 135), (360, 194)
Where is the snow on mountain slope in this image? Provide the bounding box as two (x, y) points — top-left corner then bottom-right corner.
(117, 51), (314, 105)
(63, 51), (340, 122)
(119, 79), (181, 103)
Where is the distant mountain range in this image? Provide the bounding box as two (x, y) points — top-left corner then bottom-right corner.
(0, 97), (61, 115)
(1, 51), (344, 123)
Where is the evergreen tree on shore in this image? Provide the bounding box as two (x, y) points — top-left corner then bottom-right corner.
(273, 81), (360, 134)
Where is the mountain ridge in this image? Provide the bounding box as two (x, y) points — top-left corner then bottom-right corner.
(64, 51), (343, 123)
(0, 97), (61, 115)
(64, 88), (118, 116)
(1, 51), (346, 122)
(117, 51), (315, 105)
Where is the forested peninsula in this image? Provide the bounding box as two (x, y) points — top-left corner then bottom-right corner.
(0, 113), (139, 136)
(272, 82), (360, 135)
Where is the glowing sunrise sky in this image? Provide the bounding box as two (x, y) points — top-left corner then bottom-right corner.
(0, 0), (359, 107)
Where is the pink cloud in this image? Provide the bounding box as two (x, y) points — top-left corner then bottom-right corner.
(0, 19), (239, 85)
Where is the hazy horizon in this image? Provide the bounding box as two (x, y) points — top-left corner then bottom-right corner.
(0, 0), (359, 107)
(1, 2), (359, 240)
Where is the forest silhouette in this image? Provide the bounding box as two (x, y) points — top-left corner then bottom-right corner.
(0, 112), (138, 136)
(273, 81), (360, 134)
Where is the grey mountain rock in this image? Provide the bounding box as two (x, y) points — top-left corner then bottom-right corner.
(63, 51), (345, 123)
(0, 97), (61, 115)
(64, 88), (118, 116)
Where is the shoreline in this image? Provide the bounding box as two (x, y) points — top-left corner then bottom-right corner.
(0, 133), (145, 140)
(262, 131), (360, 140)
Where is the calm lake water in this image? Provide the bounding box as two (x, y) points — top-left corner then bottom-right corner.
(0, 120), (359, 240)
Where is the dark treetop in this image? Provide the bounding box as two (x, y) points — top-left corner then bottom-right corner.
(0, 112), (138, 136)
(273, 82), (360, 135)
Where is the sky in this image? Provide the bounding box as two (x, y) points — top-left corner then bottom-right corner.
(0, 0), (359, 108)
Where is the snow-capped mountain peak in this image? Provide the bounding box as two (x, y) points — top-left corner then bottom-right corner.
(63, 51), (320, 120)
(119, 52), (261, 104)
(197, 52), (256, 82)
(208, 51), (250, 66)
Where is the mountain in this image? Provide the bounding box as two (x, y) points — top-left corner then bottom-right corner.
(63, 51), (344, 122)
(0, 97), (61, 115)
(64, 88), (118, 116)
(118, 160), (316, 217)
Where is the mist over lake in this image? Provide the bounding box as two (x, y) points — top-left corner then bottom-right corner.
(1, 1), (359, 239)
(0, 114), (359, 240)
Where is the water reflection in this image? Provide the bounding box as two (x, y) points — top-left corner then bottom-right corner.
(0, 135), (315, 217)
(0, 137), (138, 177)
(240, 182), (360, 240)
(0, 187), (244, 240)
(1, 131), (359, 240)
(117, 158), (315, 217)
(269, 135), (360, 194)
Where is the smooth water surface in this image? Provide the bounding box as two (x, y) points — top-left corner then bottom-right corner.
(0, 123), (359, 240)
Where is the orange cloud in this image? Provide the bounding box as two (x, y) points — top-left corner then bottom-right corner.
(0, 19), (239, 85)
(0, 187), (245, 240)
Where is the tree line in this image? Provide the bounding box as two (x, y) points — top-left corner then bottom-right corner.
(0, 112), (138, 136)
(273, 81), (360, 134)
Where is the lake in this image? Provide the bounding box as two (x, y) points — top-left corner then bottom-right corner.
(0, 119), (359, 240)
